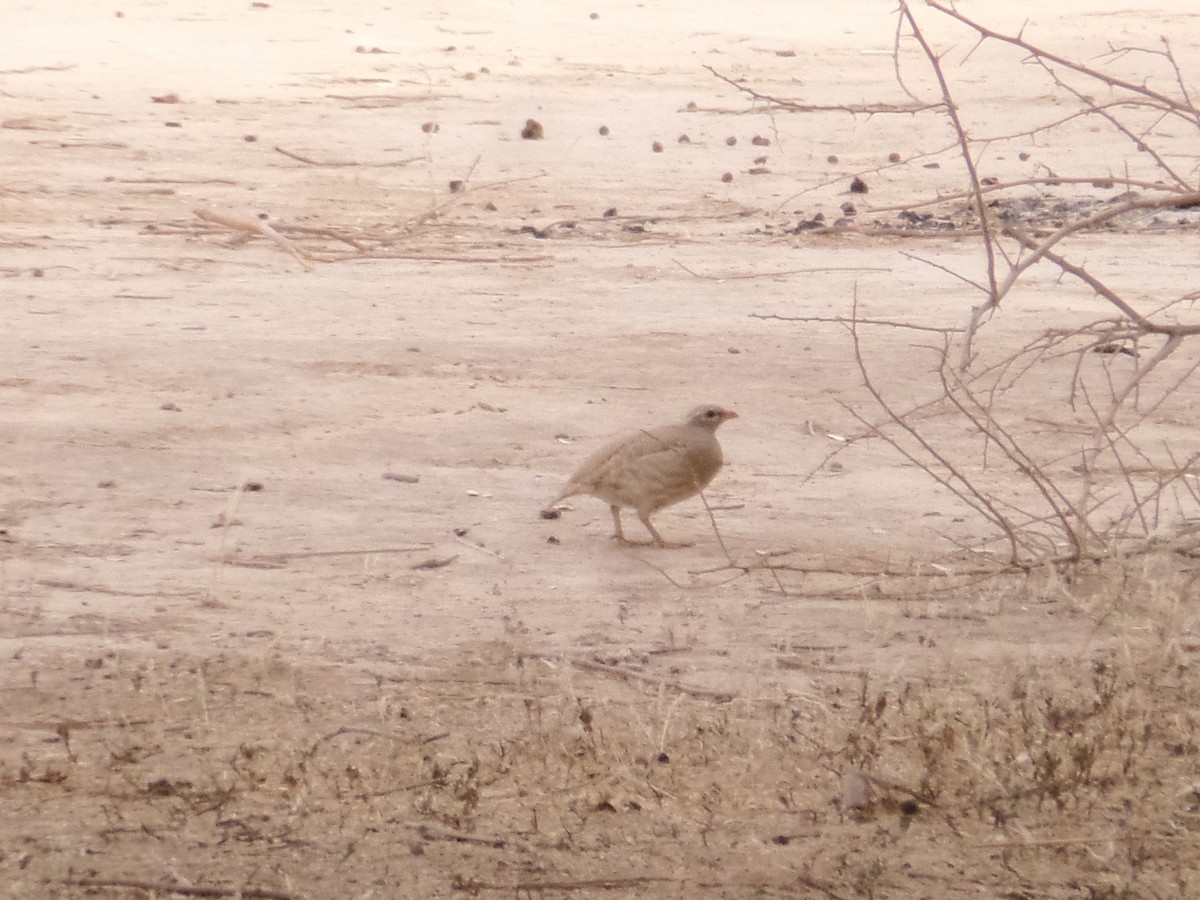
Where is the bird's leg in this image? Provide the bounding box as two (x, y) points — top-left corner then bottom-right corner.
(610, 506), (628, 543)
(636, 509), (690, 549)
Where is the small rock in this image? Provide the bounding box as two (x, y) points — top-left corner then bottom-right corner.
(652, 141), (663, 153)
(521, 119), (545, 140)
(721, 171), (733, 183)
(849, 176), (868, 194)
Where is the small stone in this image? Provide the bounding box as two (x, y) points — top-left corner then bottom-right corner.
(721, 171), (733, 183)
(751, 135), (770, 146)
(827, 154), (839, 164)
(849, 176), (868, 194)
(725, 136), (737, 146)
(521, 119), (545, 140)
(598, 124), (609, 136)
(421, 121), (439, 133)
(888, 152), (901, 163)
(652, 141), (663, 153)
(678, 134), (691, 143)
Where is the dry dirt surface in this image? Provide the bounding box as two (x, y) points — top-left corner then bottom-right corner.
(4, 2), (1200, 898)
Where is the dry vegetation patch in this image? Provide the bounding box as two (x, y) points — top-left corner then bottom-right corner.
(4, 572), (1198, 899)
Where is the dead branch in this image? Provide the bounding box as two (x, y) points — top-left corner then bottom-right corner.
(58, 879), (296, 900)
(898, 1), (999, 368)
(704, 64), (938, 115)
(192, 208), (315, 271)
(273, 144), (421, 167)
(569, 658), (735, 704)
(1001, 215), (1200, 335)
(925, 1), (1197, 117)
(750, 312), (961, 334)
(866, 177), (1196, 215)
(673, 259), (891, 280)
(452, 876), (676, 895)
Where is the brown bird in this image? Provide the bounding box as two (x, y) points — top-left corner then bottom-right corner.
(549, 404), (738, 547)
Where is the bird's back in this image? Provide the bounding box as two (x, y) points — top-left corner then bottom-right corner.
(556, 422), (723, 512)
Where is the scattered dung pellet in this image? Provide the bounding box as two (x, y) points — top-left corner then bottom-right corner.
(603, 207), (617, 217)
(751, 135), (770, 146)
(849, 176), (868, 193)
(1019, 151), (1030, 161)
(243, 134), (257, 142)
(521, 118), (545, 140)
(748, 166), (770, 175)
(888, 151), (901, 163)
(753, 155), (768, 165)
(480, 66), (490, 74)
(540, 508), (561, 520)
(841, 201), (857, 216)
(686, 100), (698, 110)
(589, 11), (599, 18)
(484, 201), (498, 211)
(164, 121), (182, 128)
(775, 49), (796, 57)
(421, 121), (439, 133)
(463, 71), (476, 80)
(151, 93), (181, 104)
(827, 154), (839, 164)
(923, 162), (940, 169)
(448, 180), (464, 193)
(598, 124), (610, 136)
(725, 136), (737, 146)
(721, 171), (733, 183)
(652, 141), (664, 153)
(678, 134), (691, 143)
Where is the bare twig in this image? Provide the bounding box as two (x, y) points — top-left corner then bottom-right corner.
(58, 879), (296, 900)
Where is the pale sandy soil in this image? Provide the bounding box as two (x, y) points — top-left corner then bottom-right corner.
(3, 2), (1200, 898)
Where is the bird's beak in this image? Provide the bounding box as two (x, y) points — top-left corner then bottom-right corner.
(724, 410), (739, 420)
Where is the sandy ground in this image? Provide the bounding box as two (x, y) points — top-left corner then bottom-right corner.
(3, 1), (1200, 897)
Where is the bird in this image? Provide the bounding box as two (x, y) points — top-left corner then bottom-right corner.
(547, 404), (738, 547)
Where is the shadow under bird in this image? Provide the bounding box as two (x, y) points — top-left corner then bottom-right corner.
(547, 404), (738, 548)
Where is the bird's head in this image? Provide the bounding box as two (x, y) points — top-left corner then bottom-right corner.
(686, 405), (739, 431)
